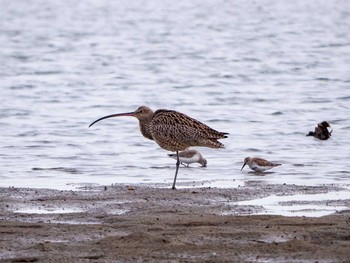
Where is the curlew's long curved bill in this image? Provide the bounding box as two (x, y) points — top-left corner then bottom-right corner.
(89, 112), (135, 127)
(240, 162), (247, 171)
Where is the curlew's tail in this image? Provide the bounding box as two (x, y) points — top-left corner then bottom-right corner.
(210, 131), (228, 148)
(210, 132), (229, 140)
(199, 131), (228, 149)
(203, 138), (226, 149)
(221, 132), (229, 139)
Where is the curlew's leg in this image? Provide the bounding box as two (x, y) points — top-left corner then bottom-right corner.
(172, 151), (180, 190)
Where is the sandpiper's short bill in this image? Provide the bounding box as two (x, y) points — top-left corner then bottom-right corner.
(241, 157), (281, 172)
(168, 149), (207, 167)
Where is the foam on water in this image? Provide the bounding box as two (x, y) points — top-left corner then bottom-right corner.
(234, 191), (350, 217)
(14, 207), (83, 214)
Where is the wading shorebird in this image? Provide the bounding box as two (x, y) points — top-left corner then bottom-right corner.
(306, 121), (332, 140)
(241, 157), (281, 173)
(89, 106), (228, 189)
(168, 149), (207, 167)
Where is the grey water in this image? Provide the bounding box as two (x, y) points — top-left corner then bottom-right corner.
(1, 0), (350, 194)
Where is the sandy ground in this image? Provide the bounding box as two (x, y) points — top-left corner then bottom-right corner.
(1, 182), (350, 262)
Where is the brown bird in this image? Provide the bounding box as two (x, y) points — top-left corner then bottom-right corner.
(168, 149), (207, 167)
(241, 157), (281, 173)
(89, 106), (228, 189)
(306, 121), (332, 140)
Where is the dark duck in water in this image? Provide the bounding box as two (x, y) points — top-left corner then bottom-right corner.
(306, 121), (332, 140)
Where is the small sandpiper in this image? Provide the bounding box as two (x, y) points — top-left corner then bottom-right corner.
(306, 121), (332, 140)
(241, 157), (281, 173)
(168, 149), (207, 167)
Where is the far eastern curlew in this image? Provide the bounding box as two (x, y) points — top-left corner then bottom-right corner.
(89, 106), (228, 189)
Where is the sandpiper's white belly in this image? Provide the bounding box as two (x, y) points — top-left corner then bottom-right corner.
(169, 153), (200, 164)
(250, 164), (274, 172)
(178, 155), (200, 164)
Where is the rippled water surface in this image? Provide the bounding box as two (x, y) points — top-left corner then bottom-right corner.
(1, 0), (350, 191)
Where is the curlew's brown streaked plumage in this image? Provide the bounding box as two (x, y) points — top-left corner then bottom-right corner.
(89, 106), (228, 189)
(306, 121), (332, 140)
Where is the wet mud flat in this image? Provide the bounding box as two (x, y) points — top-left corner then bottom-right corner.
(0, 183), (350, 262)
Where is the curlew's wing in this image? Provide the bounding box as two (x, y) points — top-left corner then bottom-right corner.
(150, 109), (228, 151)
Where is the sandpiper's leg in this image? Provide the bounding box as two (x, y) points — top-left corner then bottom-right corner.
(172, 151), (180, 190)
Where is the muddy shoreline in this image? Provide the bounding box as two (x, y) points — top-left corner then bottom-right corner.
(1, 183), (350, 262)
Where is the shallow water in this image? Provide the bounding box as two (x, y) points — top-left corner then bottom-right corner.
(1, 0), (350, 194)
(234, 190), (350, 217)
(14, 207), (83, 214)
